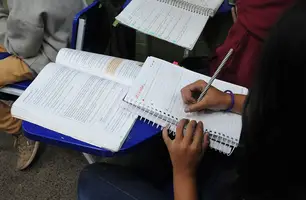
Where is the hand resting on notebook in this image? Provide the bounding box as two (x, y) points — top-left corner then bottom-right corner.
(181, 80), (245, 114)
(163, 119), (209, 200)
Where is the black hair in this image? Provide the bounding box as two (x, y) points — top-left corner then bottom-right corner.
(239, 1), (306, 199)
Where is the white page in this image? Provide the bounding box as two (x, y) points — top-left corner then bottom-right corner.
(55, 48), (142, 86)
(12, 63), (137, 151)
(125, 57), (249, 143)
(115, 0), (209, 50)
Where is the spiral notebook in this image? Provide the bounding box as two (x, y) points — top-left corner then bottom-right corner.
(115, 0), (223, 50)
(123, 57), (249, 155)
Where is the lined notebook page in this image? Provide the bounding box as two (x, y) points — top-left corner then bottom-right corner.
(115, 0), (209, 50)
(125, 57), (248, 143)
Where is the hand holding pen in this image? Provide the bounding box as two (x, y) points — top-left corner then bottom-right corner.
(181, 49), (234, 113)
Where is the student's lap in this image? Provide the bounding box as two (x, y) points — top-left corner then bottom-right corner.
(78, 154), (239, 200)
(78, 162), (170, 200)
(78, 130), (238, 195)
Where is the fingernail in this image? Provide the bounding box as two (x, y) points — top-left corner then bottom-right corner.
(184, 107), (190, 112)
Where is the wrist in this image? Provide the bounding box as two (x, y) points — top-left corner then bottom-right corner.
(173, 169), (196, 180)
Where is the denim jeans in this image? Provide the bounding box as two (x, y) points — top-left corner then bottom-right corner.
(78, 149), (239, 200)
(77, 163), (170, 200)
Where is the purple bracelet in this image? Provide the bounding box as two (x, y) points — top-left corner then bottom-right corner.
(224, 90), (234, 112)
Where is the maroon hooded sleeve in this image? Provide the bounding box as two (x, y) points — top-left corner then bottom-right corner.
(209, 0), (295, 88)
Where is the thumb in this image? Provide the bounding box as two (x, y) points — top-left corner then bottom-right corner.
(185, 100), (207, 112)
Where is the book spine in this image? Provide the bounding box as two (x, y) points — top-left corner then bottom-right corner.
(157, 0), (213, 16)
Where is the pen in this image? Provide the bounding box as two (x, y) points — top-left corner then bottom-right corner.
(197, 48), (234, 102)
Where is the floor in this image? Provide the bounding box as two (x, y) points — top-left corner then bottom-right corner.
(0, 132), (87, 200)
(0, 132), (169, 200)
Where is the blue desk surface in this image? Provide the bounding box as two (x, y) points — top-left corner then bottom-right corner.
(9, 80), (31, 90)
(23, 118), (161, 157)
(71, 0), (100, 49)
(217, 0), (233, 13)
(0, 52), (11, 59)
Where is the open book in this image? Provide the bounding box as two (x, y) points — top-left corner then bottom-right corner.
(11, 48), (143, 152)
(123, 57), (248, 155)
(115, 0), (223, 50)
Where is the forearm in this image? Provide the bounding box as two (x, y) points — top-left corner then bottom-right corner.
(174, 173), (198, 200)
(223, 94), (246, 115)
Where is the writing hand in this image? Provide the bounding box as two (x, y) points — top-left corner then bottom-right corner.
(181, 80), (231, 112)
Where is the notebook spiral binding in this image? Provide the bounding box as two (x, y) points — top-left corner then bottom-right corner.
(124, 97), (178, 133)
(157, 0), (214, 16)
(124, 97), (237, 155)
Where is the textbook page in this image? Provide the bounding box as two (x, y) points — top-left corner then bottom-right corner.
(55, 48), (142, 86)
(12, 63), (137, 152)
(115, 0), (209, 50)
(125, 57), (248, 143)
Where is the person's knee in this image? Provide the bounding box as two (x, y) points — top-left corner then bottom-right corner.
(78, 163), (169, 200)
(77, 163), (109, 200)
(0, 101), (21, 134)
(78, 163), (101, 188)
